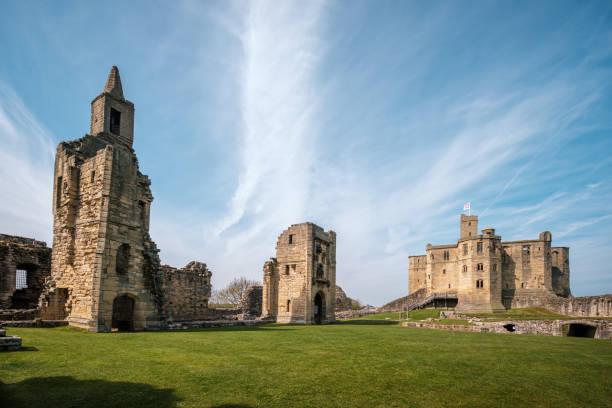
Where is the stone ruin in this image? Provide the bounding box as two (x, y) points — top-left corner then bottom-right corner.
(0, 234), (51, 312)
(261, 222), (336, 324)
(0, 67), (214, 332)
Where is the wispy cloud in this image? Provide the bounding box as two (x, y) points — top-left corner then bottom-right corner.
(0, 83), (55, 243)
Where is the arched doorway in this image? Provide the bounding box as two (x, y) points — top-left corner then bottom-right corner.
(567, 323), (596, 338)
(112, 295), (134, 331)
(314, 292), (325, 325)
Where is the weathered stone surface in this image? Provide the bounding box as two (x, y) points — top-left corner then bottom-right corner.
(39, 67), (212, 332)
(405, 215), (605, 314)
(0, 234), (51, 310)
(403, 318), (612, 339)
(238, 285), (263, 320)
(0, 324), (22, 351)
(335, 286), (358, 312)
(262, 223), (336, 324)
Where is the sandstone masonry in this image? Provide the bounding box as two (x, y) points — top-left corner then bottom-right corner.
(39, 67), (212, 331)
(262, 223), (336, 324)
(409, 215), (572, 313)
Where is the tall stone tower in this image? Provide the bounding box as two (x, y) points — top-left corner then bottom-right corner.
(261, 223), (336, 324)
(44, 67), (164, 331)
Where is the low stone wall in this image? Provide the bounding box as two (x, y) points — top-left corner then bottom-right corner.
(505, 291), (612, 317)
(403, 318), (612, 339)
(167, 318), (275, 330)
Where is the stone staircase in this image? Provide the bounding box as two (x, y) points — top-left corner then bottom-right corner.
(0, 324), (21, 351)
(380, 289), (458, 313)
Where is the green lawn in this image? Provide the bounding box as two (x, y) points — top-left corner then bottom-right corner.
(1, 323), (611, 408)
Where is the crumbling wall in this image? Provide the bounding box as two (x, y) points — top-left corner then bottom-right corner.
(238, 285), (263, 319)
(0, 234), (51, 310)
(159, 262), (212, 321)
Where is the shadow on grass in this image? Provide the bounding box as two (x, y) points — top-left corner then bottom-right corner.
(339, 319), (399, 325)
(211, 405), (253, 408)
(0, 376), (181, 408)
(14, 346), (39, 352)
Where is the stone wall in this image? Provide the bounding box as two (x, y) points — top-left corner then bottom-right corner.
(0, 234), (51, 310)
(159, 262), (212, 321)
(238, 285), (262, 319)
(335, 286), (358, 311)
(403, 318), (612, 339)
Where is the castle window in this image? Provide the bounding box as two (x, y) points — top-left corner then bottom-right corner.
(442, 269), (446, 274)
(492, 264), (497, 272)
(110, 108), (121, 135)
(431, 253), (434, 260)
(477, 263), (483, 271)
(476, 279), (484, 289)
(521, 282), (524, 288)
(448, 284), (451, 288)
(288, 234), (293, 244)
(468, 222), (471, 226)
(477, 242), (483, 254)
(116, 243), (131, 275)
(91, 170), (95, 183)
(287, 299), (291, 312)
(428, 274), (431, 279)
(463, 244), (468, 256)
(317, 263), (324, 278)
(56, 176), (63, 208)
(285, 265), (290, 275)
(522, 245), (530, 256)
(463, 265), (467, 273)
(443, 250), (450, 260)
(16, 269), (27, 290)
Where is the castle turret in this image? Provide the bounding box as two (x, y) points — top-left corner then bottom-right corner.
(460, 214), (478, 239)
(90, 66), (135, 148)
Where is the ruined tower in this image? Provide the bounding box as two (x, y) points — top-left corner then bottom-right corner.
(42, 67), (212, 331)
(261, 223), (336, 324)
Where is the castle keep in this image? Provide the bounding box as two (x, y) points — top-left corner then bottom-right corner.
(409, 215), (571, 313)
(39, 67), (212, 331)
(262, 223), (336, 324)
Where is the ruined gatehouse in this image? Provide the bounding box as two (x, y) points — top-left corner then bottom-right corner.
(38, 67), (212, 331)
(262, 223), (336, 324)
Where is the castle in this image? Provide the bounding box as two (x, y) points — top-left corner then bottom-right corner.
(408, 214), (571, 313)
(262, 223), (336, 324)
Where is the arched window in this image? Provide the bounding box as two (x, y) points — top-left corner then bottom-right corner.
(477, 263), (484, 271)
(463, 265), (467, 273)
(476, 279), (484, 289)
(116, 244), (131, 275)
(286, 299), (291, 312)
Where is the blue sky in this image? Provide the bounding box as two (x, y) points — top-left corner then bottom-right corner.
(1, 1), (611, 305)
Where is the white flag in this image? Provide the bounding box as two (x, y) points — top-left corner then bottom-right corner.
(463, 202), (470, 211)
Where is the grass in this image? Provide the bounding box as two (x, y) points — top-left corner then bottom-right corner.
(1, 324), (611, 408)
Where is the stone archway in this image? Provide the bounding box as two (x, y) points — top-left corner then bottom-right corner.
(112, 295), (135, 331)
(314, 292), (325, 325)
(567, 323), (597, 338)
